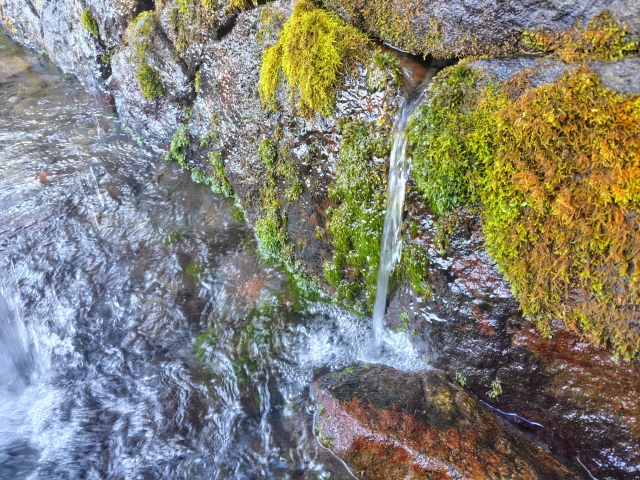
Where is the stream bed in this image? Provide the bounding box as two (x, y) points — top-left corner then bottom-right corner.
(0, 28), (424, 479)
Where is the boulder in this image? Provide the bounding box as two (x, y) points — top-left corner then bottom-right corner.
(312, 365), (578, 479)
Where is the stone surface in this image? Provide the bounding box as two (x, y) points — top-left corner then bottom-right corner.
(322, 0), (640, 58)
(1, 2), (639, 479)
(312, 365), (578, 479)
(388, 211), (640, 479)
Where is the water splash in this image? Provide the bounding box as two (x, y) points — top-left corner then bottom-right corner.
(372, 89), (425, 354)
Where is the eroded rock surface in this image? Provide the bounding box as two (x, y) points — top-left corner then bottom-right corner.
(312, 365), (578, 479)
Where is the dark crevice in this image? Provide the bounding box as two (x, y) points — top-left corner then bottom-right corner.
(136, 0), (155, 14)
(215, 13), (238, 41)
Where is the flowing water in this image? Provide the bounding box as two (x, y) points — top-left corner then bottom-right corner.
(372, 90), (425, 354)
(0, 29), (425, 479)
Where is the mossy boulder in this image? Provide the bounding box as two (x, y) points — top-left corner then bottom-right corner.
(321, 0), (640, 58)
(312, 365), (578, 479)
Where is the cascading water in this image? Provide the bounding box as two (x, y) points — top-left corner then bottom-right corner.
(372, 89), (426, 354)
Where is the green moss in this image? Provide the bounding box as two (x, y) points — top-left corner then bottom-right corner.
(259, 138), (277, 166)
(194, 71), (201, 93)
(522, 11), (639, 62)
(259, 0), (371, 116)
(408, 64), (483, 215)
(136, 65), (165, 101)
(410, 63), (640, 360)
(186, 260), (203, 281)
(254, 132), (321, 302)
(401, 243), (432, 297)
(101, 50), (112, 64)
(127, 12), (166, 101)
(487, 379), (502, 399)
(81, 8), (100, 38)
(208, 151), (234, 197)
(323, 119), (389, 312)
(165, 124), (190, 168)
(367, 52), (402, 92)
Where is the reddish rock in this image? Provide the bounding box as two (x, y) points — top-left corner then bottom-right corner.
(312, 365), (578, 480)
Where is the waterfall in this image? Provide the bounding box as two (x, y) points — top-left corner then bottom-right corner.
(372, 90), (425, 354)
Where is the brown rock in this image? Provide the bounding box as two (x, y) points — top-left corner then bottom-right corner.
(312, 365), (578, 480)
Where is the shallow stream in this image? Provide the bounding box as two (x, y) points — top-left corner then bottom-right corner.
(0, 29), (424, 479)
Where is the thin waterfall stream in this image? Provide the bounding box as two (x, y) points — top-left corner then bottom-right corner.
(372, 88), (426, 354)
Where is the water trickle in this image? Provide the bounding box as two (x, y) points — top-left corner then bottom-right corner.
(372, 89), (425, 355)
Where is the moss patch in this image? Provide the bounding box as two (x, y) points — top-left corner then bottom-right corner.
(321, 0), (448, 58)
(259, 0), (371, 116)
(254, 133), (320, 301)
(322, 119), (389, 312)
(126, 12), (166, 101)
(522, 11), (639, 62)
(165, 124), (191, 168)
(136, 65), (165, 101)
(410, 63), (640, 359)
(81, 8), (100, 38)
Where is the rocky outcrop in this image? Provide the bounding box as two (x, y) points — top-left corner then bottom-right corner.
(1, 0), (640, 478)
(321, 0), (640, 58)
(312, 365), (578, 479)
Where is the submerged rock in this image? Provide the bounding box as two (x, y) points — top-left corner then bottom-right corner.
(312, 365), (578, 479)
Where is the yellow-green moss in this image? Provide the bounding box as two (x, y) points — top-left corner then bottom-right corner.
(321, 0), (449, 58)
(81, 8), (100, 38)
(127, 12), (166, 101)
(522, 11), (639, 62)
(136, 65), (165, 101)
(165, 124), (190, 167)
(259, 0), (371, 116)
(410, 63), (640, 359)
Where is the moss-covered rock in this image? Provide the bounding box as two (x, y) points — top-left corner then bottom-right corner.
(110, 10), (192, 141)
(259, 0), (371, 116)
(410, 58), (640, 360)
(321, 0), (640, 59)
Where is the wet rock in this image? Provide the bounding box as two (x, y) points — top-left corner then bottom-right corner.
(110, 11), (193, 144)
(189, 2), (404, 278)
(389, 212), (640, 479)
(322, 0), (640, 58)
(312, 365), (578, 479)
(0, 0), (107, 88)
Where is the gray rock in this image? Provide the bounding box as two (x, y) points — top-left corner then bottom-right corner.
(322, 0), (640, 58)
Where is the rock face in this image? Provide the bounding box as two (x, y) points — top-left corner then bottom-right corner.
(312, 365), (578, 479)
(321, 0), (640, 58)
(1, 1), (640, 479)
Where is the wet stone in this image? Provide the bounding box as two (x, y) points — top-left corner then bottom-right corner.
(312, 365), (579, 480)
